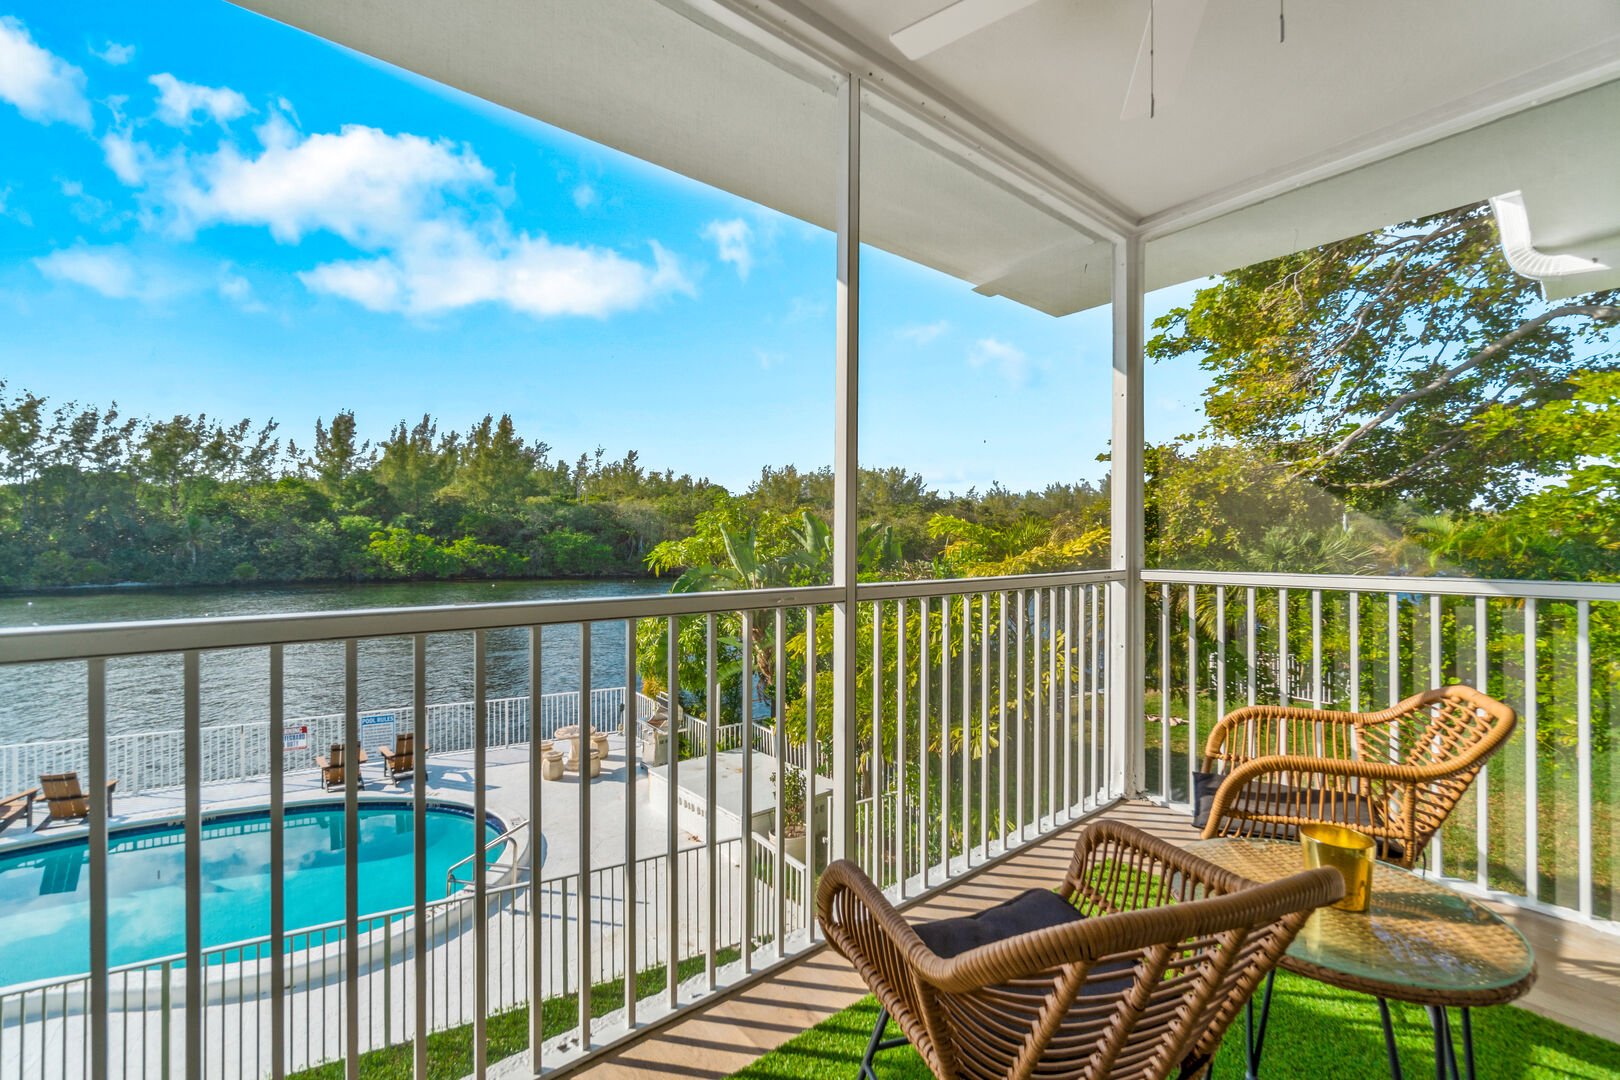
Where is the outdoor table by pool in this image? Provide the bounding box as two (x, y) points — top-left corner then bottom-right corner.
(1185, 838), (1536, 1080)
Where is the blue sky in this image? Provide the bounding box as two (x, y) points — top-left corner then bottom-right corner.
(0, 1), (1210, 494)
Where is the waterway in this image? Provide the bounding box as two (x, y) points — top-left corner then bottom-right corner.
(0, 579), (663, 746)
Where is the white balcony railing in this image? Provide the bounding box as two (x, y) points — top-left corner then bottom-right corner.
(1141, 569), (1620, 930)
(0, 569), (1123, 1078)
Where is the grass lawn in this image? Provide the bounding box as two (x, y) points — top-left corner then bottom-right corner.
(286, 948), (740, 1080)
(731, 975), (1620, 1079)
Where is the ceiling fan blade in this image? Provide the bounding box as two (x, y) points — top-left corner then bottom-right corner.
(1120, 0), (1208, 120)
(891, 0), (1044, 60)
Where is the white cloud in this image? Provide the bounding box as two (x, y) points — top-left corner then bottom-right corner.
(783, 295), (828, 323)
(91, 41), (135, 65)
(35, 245), (145, 298)
(104, 112), (692, 320)
(571, 183), (598, 211)
(755, 349), (787, 369)
(149, 73), (250, 128)
(0, 186), (31, 226)
(968, 337), (1031, 386)
(899, 320), (949, 345)
(154, 119), (495, 244)
(300, 233), (691, 319)
(0, 17), (91, 128)
(217, 268), (266, 312)
(702, 218), (754, 280)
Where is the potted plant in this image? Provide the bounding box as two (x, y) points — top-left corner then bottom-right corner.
(771, 767), (808, 862)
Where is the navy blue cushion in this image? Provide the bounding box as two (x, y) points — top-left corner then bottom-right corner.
(1191, 769), (1225, 828)
(913, 888), (1083, 958)
(911, 889), (1211, 1077)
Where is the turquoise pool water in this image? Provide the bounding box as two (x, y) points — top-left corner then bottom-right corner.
(0, 802), (502, 985)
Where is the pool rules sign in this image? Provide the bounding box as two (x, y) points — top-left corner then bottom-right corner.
(361, 712), (397, 750)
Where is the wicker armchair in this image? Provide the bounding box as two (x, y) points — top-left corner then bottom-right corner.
(817, 820), (1342, 1080)
(1196, 685), (1516, 867)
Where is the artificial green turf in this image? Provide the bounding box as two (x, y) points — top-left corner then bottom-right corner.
(286, 947), (740, 1080)
(730, 974), (1620, 1079)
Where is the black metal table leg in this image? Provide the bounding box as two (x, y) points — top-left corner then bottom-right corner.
(1244, 970), (1277, 1079)
(1377, 998), (1405, 1080)
(1424, 1005), (1469, 1080)
(1459, 1008), (1475, 1080)
(857, 1006), (909, 1080)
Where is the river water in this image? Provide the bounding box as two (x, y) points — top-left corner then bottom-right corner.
(0, 579), (664, 747)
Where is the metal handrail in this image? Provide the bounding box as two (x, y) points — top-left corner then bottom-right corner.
(1141, 567), (1620, 601)
(446, 817), (528, 894)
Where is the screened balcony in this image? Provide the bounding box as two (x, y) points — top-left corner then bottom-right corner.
(1, 1), (1618, 1079)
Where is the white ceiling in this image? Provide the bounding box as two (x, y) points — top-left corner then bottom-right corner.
(232, 0), (1620, 313)
(820, 0), (1620, 223)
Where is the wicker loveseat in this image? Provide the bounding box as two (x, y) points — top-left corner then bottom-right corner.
(1195, 685), (1516, 867)
(817, 820), (1342, 1080)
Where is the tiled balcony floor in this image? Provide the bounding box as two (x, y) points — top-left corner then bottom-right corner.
(573, 801), (1620, 1080)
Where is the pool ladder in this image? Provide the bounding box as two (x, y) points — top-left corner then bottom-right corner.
(445, 815), (528, 893)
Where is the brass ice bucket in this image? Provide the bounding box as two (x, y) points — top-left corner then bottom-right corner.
(1299, 823), (1375, 913)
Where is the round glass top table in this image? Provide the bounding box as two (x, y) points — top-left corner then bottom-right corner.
(1184, 838), (1536, 1080)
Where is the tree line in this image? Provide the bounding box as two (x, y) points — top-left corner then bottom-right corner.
(0, 392), (1109, 590)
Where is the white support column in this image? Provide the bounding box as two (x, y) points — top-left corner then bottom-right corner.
(831, 71), (861, 862)
(1108, 235), (1146, 798)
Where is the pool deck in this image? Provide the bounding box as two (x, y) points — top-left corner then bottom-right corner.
(0, 734), (769, 1080)
(0, 734), (718, 886)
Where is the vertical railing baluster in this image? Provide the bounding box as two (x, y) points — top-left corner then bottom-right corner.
(704, 614), (718, 985)
(1246, 587), (1257, 708)
(999, 592), (1009, 845)
(88, 658), (109, 1080)
(1524, 598), (1539, 905)
(1090, 585), (1101, 803)
(742, 611), (756, 965)
(941, 596), (951, 868)
(804, 606), (818, 939)
(1278, 588), (1290, 711)
(895, 601), (908, 895)
(1348, 592), (1361, 714)
(1187, 584), (1197, 805)
(1033, 589), (1044, 830)
(665, 616), (680, 1006)
(578, 624), (594, 1049)
(1215, 586), (1227, 729)
(1077, 586), (1089, 812)
(980, 592), (991, 847)
(1577, 599), (1593, 917)
(415, 634), (430, 1079)
(1311, 590), (1323, 709)
(1475, 597), (1490, 889)
(624, 618), (639, 1016)
(870, 602), (882, 881)
(184, 650), (202, 1080)
(526, 627), (541, 1073)
(1045, 588), (1057, 825)
(1429, 594), (1443, 871)
(1159, 583), (1170, 798)
(775, 608), (789, 943)
(1015, 591), (1026, 842)
(961, 593), (971, 859)
(344, 640), (360, 1080)
(270, 645), (288, 1080)
(920, 599), (930, 878)
(473, 630), (489, 1079)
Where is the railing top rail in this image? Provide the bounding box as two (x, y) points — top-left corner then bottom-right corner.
(1141, 568), (1620, 602)
(0, 583), (846, 665)
(0, 571), (1124, 665)
(856, 568), (1123, 600)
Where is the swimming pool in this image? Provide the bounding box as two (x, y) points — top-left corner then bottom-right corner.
(0, 802), (504, 985)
